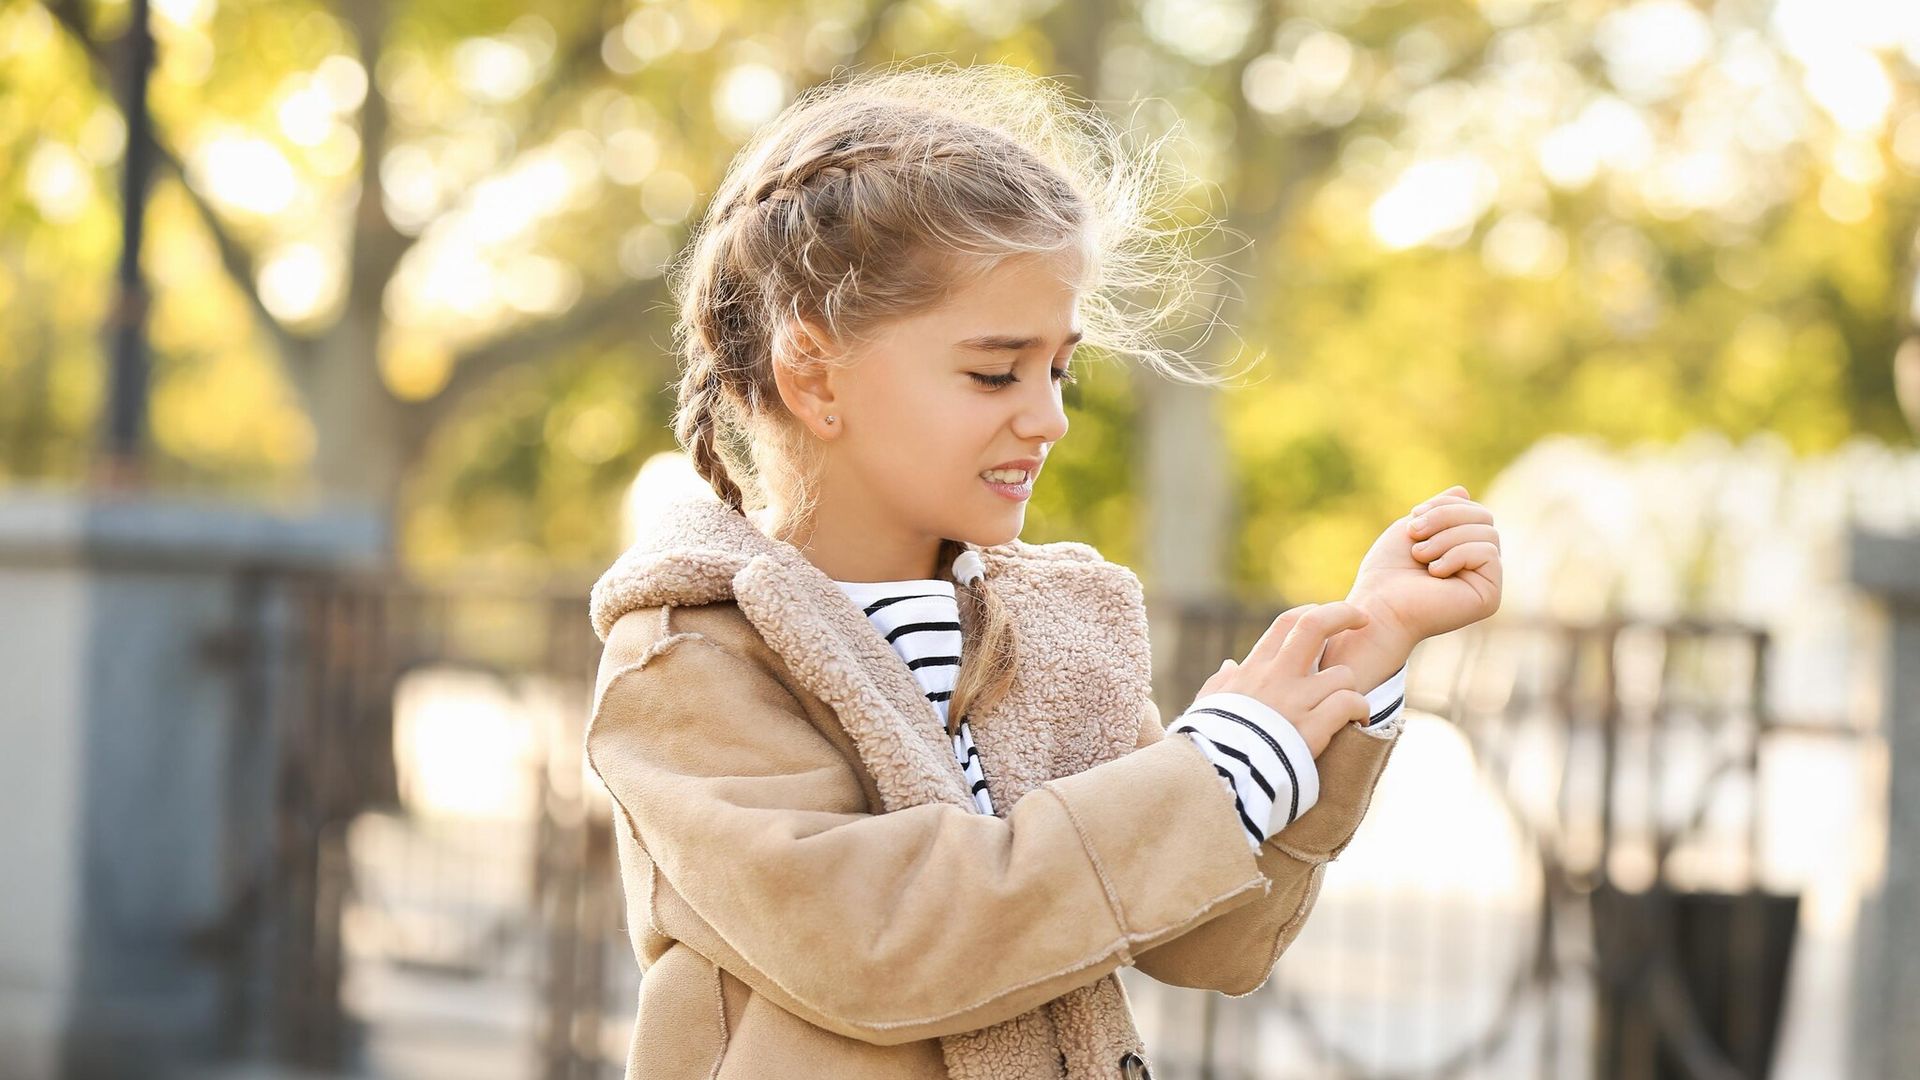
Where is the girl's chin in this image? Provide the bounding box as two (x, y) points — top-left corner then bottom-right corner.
(948, 516), (1023, 550)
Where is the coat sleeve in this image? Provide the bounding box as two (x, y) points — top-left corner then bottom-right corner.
(1127, 694), (1403, 995)
(584, 606), (1278, 1047)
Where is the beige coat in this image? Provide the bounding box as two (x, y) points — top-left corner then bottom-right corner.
(584, 495), (1403, 1080)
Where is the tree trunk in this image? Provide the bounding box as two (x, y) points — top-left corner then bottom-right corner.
(298, 306), (410, 521)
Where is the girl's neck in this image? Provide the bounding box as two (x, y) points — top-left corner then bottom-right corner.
(751, 503), (949, 584)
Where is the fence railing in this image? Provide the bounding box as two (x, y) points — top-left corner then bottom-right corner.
(247, 575), (1874, 1080)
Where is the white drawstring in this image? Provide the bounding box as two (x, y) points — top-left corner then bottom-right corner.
(952, 549), (985, 587)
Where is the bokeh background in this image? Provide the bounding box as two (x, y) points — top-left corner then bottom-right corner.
(3, 0), (1919, 1078)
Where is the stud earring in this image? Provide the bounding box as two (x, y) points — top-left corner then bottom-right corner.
(825, 415), (837, 424)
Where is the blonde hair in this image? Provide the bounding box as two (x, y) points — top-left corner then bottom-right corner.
(666, 59), (1237, 735)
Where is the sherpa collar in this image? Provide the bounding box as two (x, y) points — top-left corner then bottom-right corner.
(587, 492), (1155, 814)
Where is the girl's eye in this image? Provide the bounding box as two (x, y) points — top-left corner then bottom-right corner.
(969, 367), (1079, 388)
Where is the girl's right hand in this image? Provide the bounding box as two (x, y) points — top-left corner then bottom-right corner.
(1191, 602), (1374, 759)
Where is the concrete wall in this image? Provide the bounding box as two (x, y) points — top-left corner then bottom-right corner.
(0, 490), (383, 1080)
(1847, 525), (1920, 1080)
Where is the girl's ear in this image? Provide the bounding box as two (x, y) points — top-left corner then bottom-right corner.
(770, 318), (841, 431)
(773, 316), (833, 367)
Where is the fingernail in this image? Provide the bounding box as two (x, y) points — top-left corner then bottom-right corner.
(1410, 515), (1426, 532)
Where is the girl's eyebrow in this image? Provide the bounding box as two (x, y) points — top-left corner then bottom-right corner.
(955, 329), (1084, 353)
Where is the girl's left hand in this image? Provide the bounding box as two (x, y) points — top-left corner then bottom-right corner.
(1349, 485), (1503, 645)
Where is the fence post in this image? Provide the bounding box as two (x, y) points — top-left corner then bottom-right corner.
(0, 492), (382, 1079)
(1847, 525), (1920, 1080)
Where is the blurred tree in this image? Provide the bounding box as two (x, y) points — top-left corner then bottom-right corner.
(2, 0), (1916, 598)
(35, 0), (720, 519)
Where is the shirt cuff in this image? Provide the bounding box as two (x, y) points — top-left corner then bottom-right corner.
(1172, 691), (1321, 842)
(1363, 662), (1409, 730)
(1180, 731), (1267, 853)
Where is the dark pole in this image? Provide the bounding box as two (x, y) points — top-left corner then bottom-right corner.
(97, 0), (155, 488)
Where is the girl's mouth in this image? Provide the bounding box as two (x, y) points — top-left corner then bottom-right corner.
(980, 469), (1033, 501)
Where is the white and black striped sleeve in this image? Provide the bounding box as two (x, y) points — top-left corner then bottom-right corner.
(1170, 661), (1409, 852)
(1361, 662), (1409, 733)
(1169, 692), (1319, 852)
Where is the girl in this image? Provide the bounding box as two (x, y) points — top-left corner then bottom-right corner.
(585, 61), (1502, 1080)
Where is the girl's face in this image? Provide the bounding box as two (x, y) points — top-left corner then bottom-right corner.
(774, 250), (1081, 582)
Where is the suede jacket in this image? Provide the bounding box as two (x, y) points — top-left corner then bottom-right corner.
(583, 494), (1403, 1080)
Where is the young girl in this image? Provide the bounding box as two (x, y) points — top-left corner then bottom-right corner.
(585, 62), (1502, 1080)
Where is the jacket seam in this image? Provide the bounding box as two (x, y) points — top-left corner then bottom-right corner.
(1226, 861), (1325, 998)
(706, 955), (728, 1080)
(631, 604), (706, 670)
(1035, 782), (1135, 958)
(1263, 837), (1330, 864)
(664, 874), (1132, 1033)
(1243, 853), (1324, 996)
(1329, 726), (1402, 858)
(591, 633), (810, 725)
(617, 802), (669, 943)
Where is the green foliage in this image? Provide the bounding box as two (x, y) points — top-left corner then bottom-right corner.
(1, 0), (1915, 597)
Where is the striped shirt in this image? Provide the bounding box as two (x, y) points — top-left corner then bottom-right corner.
(832, 575), (1407, 850)
(832, 577), (995, 814)
(1172, 661), (1407, 852)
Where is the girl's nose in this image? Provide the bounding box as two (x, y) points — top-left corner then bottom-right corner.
(1018, 385), (1070, 443)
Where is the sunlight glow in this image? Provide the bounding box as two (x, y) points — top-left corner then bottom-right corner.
(603, 128), (660, 186)
(276, 79), (336, 147)
(1369, 154), (1499, 249)
(1643, 146), (1743, 219)
(1803, 51), (1894, 132)
(384, 124), (606, 331)
(1481, 211), (1567, 278)
(192, 132), (298, 217)
(1773, 0), (1902, 132)
(314, 54), (368, 112)
(454, 36), (537, 105)
(1295, 29), (1356, 96)
(1143, 0), (1257, 66)
(392, 668), (537, 821)
(623, 452), (720, 548)
(380, 144), (441, 231)
(152, 0), (215, 30)
(621, 7), (684, 65)
(500, 254), (581, 316)
(257, 243), (337, 324)
(1330, 715), (1534, 897)
(25, 141), (91, 223)
(77, 106), (126, 165)
(713, 62), (790, 139)
(1595, 0), (1713, 103)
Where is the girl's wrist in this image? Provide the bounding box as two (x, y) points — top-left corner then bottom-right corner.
(1322, 595), (1417, 691)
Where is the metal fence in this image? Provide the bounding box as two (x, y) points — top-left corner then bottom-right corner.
(251, 571), (621, 1079)
(243, 574), (1876, 1080)
(1128, 601), (1868, 1080)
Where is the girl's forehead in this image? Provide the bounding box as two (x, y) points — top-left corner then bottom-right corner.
(936, 255), (1084, 324)
(846, 249), (1083, 357)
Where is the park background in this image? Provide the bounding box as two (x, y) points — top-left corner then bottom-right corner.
(3, 0), (1919, 1078)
